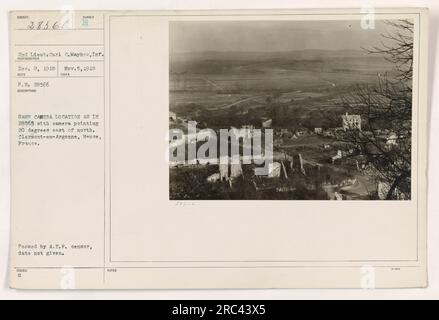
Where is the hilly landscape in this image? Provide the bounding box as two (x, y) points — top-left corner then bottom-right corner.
(170, 49), (394, 129)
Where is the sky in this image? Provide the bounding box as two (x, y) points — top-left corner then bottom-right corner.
(170, 20), (405, 53)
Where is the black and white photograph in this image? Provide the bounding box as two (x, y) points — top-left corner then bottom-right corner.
(3, 5), (433, 295)
(169, 19), (414, 200)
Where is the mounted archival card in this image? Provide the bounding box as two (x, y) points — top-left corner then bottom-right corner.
(9, 8), (428, 289)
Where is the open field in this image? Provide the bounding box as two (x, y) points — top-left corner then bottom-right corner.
(170, 50), (394, 119)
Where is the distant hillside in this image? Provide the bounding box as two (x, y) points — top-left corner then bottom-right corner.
(170, 49), (376, 62)
(170, 49), (392, 77)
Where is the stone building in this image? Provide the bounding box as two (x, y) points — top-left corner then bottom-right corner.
(342, 112), (361, 131)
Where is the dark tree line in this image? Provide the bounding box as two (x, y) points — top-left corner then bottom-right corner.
(339, 20), (413, 199)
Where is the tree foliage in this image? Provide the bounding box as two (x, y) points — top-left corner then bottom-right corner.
(340, 20), (413, 199)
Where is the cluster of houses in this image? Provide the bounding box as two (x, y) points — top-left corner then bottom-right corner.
(205, 151), (308, 192)
(170, 110), (364, 141)
(170, 110), (407, 200)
